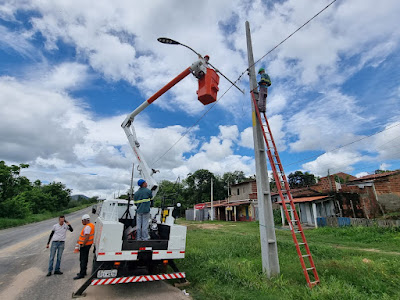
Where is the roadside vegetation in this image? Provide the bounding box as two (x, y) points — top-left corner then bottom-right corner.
(177, 220), (400, 300)
(0, 161), (98, 229)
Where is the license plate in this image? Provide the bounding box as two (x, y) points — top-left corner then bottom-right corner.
(97, 269), (118, 278)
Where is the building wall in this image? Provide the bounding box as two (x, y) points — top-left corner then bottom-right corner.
(358, 186), (381, 218)
(314, 173), (357, 193)
(374, 174), (400, 212)
(335, 193), (365, 218)
(229, 181), (257, 201)
(238, 204), (254, 221)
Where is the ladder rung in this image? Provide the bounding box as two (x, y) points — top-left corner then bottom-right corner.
(290, 219), (298, 222)
(294, 230), (302, 233)
(310, 281), (319, 286)
(302, 254), (310, 257)
(268, 239), (276, 243)
(298, 243), (306, 245)
(306, 267), (315, 271)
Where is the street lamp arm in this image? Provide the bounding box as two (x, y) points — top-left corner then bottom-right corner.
(157, 37), (244, 94)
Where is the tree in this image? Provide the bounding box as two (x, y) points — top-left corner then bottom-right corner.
(154, 179), (185, 208)
(374, 169), (392, 174)
(184, 169), (216, 206)
(41, 182), (71, 210)
(288, 171), (316, 188)
(0, 161), (30, 203)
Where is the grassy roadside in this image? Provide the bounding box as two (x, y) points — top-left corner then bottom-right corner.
(0, 203), (94, 230)
(177, 220), (400, 300)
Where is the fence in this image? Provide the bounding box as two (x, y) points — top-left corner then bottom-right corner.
(317, 217), (400, 228)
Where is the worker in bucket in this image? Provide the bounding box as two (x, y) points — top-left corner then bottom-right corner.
(134, 179), (152, 241)
(73, 214), (95, 280)
(257, 67), (271, 113)
(46, 215), (73, 276)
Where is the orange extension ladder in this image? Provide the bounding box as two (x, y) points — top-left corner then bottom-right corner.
(251, 91), (320, 288)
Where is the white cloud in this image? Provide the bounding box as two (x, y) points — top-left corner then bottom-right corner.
(379, 163), (391, 171)
(239, 127), (253, 149)
(0, 76), (87, 163)
(372, 122), (400, 161)
(355, 171), (369, 178)
(287, 90), (368, 152)
(0, 25), (38, 59)
(302, 149), (366, 177)
(218, 125), (239, 141)
(0, 70), (254, 197)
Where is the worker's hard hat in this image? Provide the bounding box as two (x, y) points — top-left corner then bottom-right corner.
(82, 214), (90, 220)
(138, 179), (146, 186)
(258, 68), (265, 74)
(204, 55), (210, 60)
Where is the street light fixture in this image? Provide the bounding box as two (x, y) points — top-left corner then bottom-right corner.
(157, 37), (244, 94)
(157, 37), (201, 57)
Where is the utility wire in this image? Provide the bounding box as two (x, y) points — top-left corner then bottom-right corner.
(151, 84), (236, 166)
(283, 122), (400, 168)
(152, 0), (338, 166)
(237, 0), (338, 82)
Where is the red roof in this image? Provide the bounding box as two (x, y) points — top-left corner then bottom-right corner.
(277, 196), (330, 204)
(349, 171), (400, 182)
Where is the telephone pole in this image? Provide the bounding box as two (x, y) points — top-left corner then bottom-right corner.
(210, 177), (214, 220)
(246, 21), (280, 277)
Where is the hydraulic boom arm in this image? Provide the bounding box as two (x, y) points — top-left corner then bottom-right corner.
(121, 67), (192, 198)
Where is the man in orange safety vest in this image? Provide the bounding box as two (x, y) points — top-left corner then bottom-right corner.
(73, 214), (95, 280)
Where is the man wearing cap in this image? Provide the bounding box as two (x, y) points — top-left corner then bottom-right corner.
(134, 179), (153, 241)
(73, 214), (95, 279)
(257, 67), (271, 113)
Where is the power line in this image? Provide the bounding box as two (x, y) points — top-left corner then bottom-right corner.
(237, 0), (338, 82)
(151, 84), (236, 166)
(283, 122), (400, 168)
(152, 1), (338, 166)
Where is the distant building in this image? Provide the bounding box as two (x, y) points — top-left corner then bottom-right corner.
(347, 171), (400, 218)
(186, 171), (400, 223)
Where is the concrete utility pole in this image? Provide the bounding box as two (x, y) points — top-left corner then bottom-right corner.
(245, 21), (280, 277)
(210, 177), (214, 220)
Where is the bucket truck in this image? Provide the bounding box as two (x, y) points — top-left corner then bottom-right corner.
(73, 55), (220, 297)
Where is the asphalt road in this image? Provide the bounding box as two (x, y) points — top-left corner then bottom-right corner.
(0, 208), (191, 300)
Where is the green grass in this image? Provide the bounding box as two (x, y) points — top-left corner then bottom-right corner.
(0, 203), (94, 229)
(177, 220), (400, 300)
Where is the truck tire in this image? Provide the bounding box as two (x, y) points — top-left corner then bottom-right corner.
(92, 256), (102, 276)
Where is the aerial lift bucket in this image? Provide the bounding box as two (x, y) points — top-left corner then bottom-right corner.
(197, 68), (220, 105)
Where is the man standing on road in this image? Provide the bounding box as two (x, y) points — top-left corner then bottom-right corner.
(134, 179), (152, 241)
(46, 215), (73, 276)
(73, 214), (95, 280)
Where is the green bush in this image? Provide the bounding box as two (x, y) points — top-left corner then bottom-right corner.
(0, 195), (31, 218)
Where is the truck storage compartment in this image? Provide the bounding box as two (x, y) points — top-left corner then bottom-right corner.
(122, 240), (168, 250)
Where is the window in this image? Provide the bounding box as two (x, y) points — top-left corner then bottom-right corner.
(237, 188), (240, 195)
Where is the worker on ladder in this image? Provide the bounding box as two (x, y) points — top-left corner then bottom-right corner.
(257, 67), (271, 113)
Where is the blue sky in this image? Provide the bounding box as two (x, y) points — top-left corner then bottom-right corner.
(0, 0), (399, 197)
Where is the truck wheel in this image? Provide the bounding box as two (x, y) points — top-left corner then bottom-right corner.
(92, 257), (102, 276)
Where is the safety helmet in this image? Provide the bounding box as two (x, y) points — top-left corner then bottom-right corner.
(204, 55), (210, 60)
(258, 67), (265, 74)
(138, 179), (146, 186)
(82, 214), (90, 220)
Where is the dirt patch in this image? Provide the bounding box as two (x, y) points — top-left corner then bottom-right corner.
(334, 245), (400, 256)
(362, 258), (372, 264)
(196, 224), (223, 230)
(0, 267), (41, 300)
